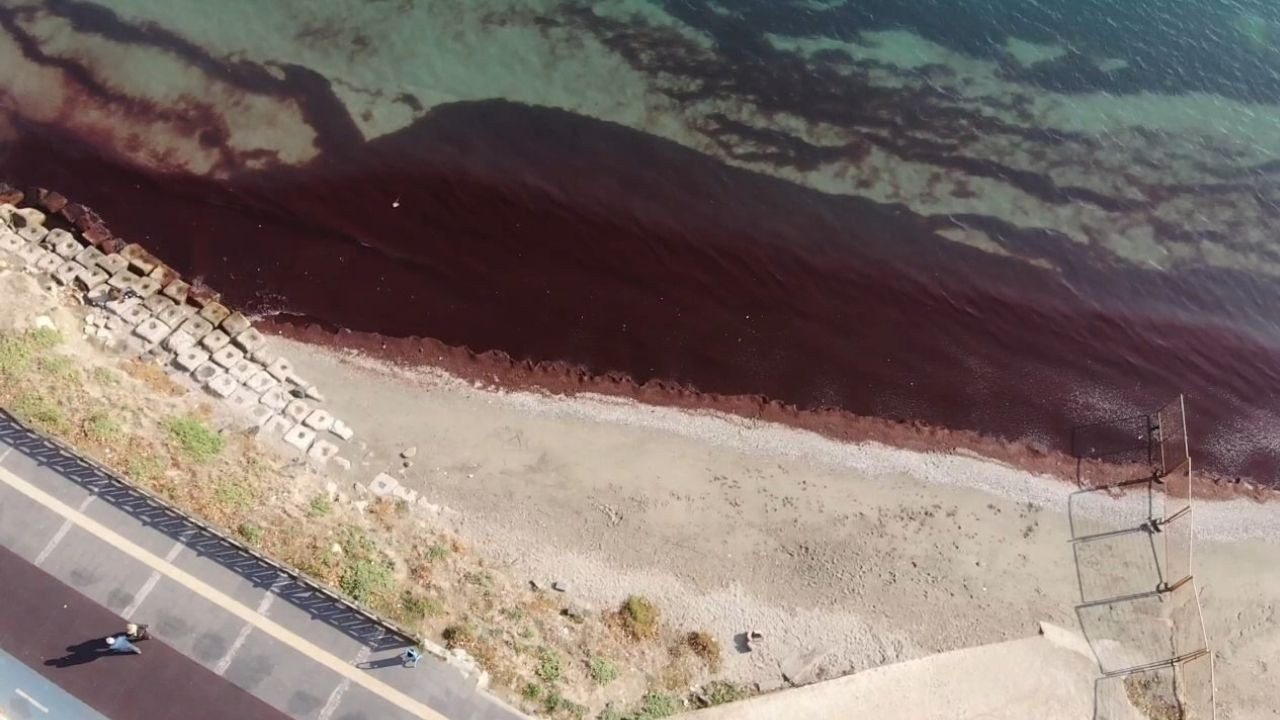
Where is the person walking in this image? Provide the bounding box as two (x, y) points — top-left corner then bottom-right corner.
(401, 647), (422, 668)
(125, 623), (151, 642)
(105, 635), (142, 655)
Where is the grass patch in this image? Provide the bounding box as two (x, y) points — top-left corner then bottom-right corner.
(308, 494), (332, 518)
(83, 410), (122, 444)
(214, 479), (256, 513)
(426, 542), (451, 562)
(618, 595), (660, 641)
(522, 683), (542, 701)
(90, 366), (120, 385)
(694, 681), (749, 708)
(166, 415), (224, 464)
(635, 692), (680, 719)
(123, 359), (183, 396)
(588, 657), (618, 685)
(237, 521), (263, 546)
(36, 353), (78, 381)
(126, 448), (167, 483)
(443, 623), (477, 650)
(0, 328), (61, 379)
(10, 392), (68, 434)
(685, 631), (722, 671)
(397, 590), (440, 622)
(536, 648), (564, 684)
(340, 557), (394, 603)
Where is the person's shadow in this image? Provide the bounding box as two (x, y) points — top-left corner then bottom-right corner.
(45, 638), (115, 668)
(355, 656), (408, 671)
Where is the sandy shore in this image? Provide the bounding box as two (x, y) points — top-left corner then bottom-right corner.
(275, 334), (1278, 717)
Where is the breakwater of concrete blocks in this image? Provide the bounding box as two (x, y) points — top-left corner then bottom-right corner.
(0, 183), (356, 468)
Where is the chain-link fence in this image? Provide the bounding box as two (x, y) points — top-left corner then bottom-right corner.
(1069, 395), (1214, 719)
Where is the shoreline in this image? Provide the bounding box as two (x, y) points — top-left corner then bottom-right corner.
(263, 317), (1280, 509)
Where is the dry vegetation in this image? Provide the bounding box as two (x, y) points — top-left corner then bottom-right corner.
(0, 303), (751, 719)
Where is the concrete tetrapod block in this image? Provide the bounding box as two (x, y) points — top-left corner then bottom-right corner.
(120, 243), (159, 274)
(210, 345), (244, 369)
(133, 318), (172, 344)
(260, 387), (289, 411)
(199, 329), (231, 353)
(0, 230), (22, 253)
(53, 261), (83, 286)
(226, 359), (257, 383)
(177, 316), (214, 341)
(232, 328), (266, 354)
(220, 311), (251, 337)
(14, 207), (45, 226)
(266, 357), (293, 382)
(197, 301), (231, 326)
(302, 409), (334, 432)
(369, 473), (399, 497)
(99, 254), (129, 275)
(260, 414), (291, 437)
(247, 404), (274, 428)
(245, 369), (278, 394)
(156, 304), (193, 328)
(150, 264), (180, 287)
(283, 424), (317, 451)
(192, 362), (221, 384)
(307, 439), (339, 466)
(249, 347), (277, 366)
(205, 373), (238, 399)
(164, 329), (197, 353)
(283, 399), (311, 424)
(162, 279), (190, 303)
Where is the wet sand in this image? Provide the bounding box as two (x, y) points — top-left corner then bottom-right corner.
(4, 103), (1280, 484)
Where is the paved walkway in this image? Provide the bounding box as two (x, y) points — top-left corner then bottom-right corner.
(0, 415), (525, 720)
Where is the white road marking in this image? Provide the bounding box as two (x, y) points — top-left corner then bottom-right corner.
(0, 448), (11, 462)
(0, 464), (447, 719)
(215, 579), (284, 675)
(34, 495), (96, 567)
(121, 541), (183, 620)
(318, 645), (372, 720)
(14, 688), (49, 713)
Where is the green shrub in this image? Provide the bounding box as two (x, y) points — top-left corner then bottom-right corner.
(11, 393), (68, 433)
(308, 494), (333, 517)
(522, 683), (542, 701)
(237, 521), (263, 546)
(536, 648), (564, 684)
(426, 542), (451, 562)
(398, 590), (440, 621)
(83, 411), (121, 444)
(619, 595), (660, 640)
(699, 681), (749, 707)
(166, 415), (224, 463)
(91, 366), (120, 385)
(588, 657), (618, 685)
(686, 631), (721, 670)
(215, 480), (255, 512)
(635, 693), (679, 719)
(340, 557), (394, 602)
(126, 451), (166, 483)
(0, 329), (60, 379)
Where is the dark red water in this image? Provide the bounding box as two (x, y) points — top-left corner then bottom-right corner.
(4, 99), (1279, 482)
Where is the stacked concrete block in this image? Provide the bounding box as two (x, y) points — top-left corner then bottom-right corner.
(74, 245), (105, 268)
(211, 345), (244, 369)
(164, 330), (197, 353)
(233, 328), (267, 354)
(245, 370), (278, 394)
(266, 357), (293, 382)
(150, 264), (180, 288)
(156, 303), (193, 328)
(98, 254), (128, 275)
(107, 270), (140, 291)
(16, 242), (43, 266)
(260, 414), (292, 437)
(331, 419), (354, 441)
(33, 251), (61, 273)
(162, 279), (190, 303)
(18, 223), (48, 243)
(308, 439), (339, 465)
(178, 316), (213, 341)
(117, 304), (150, 327)
(133, 276), (162, 298)
(77, 266), (109, 291)
(226, 359), (257, 383)
(53, 261), (83, 285)
(228, 387), (259, 412)
(199, 329), (231, 353)
(0, 230), (22, 253)
(133, 318), (172, 344)
(198, 301), (231, 326)
(143, 293), (174, 315)
(247, 404), (274, 428)
(49, 230), (82, 258)
(174, 347), (210, 372)
(206, 373), (238, 399)
(260, 387), (289, 411)
(303, 409), (334, 432)
(283, 399), (311, 424)
(283, 424), (316, 450)
(221, 311), (251, 337)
